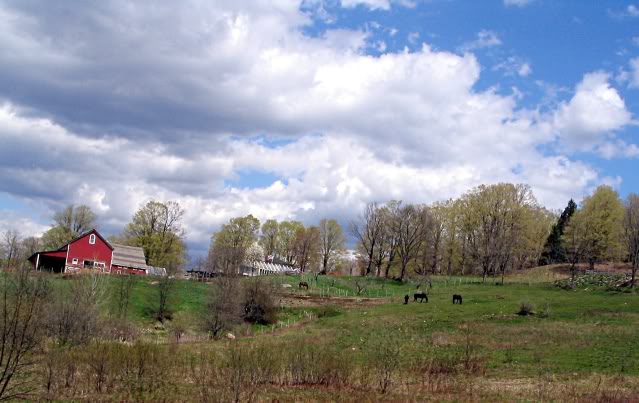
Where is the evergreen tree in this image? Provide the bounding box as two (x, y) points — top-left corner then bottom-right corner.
(539, 199), (577, 265)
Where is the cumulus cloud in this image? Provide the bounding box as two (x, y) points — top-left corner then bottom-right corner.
(0, 1), (633, 252)
(552, 72), (633, 151)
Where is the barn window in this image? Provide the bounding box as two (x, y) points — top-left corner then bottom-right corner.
(72, 258), (78, 264)
(89, 234), (96, 244)
(83, 260), (94, 268)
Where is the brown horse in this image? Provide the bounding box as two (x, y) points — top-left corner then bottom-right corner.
(299, 281), (309, 290)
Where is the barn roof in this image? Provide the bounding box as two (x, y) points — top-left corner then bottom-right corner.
(111, 243), (148, 270)
(58, 229), (114, 251)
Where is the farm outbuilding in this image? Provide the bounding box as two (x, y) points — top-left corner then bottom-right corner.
(28, 229), (165, 276)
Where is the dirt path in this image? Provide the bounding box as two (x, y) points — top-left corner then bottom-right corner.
(277, 293), (391, 308)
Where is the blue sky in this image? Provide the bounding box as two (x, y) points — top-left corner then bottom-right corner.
(0, 0), (638, 254)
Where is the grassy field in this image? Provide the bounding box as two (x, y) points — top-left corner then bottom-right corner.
(42, 268), (639, 400)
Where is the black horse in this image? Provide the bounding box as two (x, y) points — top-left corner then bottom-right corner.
(404, 295), (409, 304)
(299, 281), (309, 290)
(414, 292), (428, 303)
(452, 294), (463, 304)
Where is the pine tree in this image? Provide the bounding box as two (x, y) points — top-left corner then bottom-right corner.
(539, 199), (577, 265)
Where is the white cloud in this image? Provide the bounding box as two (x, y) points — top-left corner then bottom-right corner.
(338, 0), (416, 10)
(504, 0), (534, 7)
(553, 72), (633, 151)
(609, 4), (639, 19)
(0, 210), (48, 238)
(596, 140), (639, 159)
(0, 1), (633, 252)
(493, 56), (532, 77)
(461, 30), (502, 52)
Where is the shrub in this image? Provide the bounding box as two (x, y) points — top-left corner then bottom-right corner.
(204, 276), (243, 338)
(517, 301), (535, 316)
(242, 278), (277, 325)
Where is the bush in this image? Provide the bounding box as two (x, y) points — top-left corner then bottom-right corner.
(242, 278), (277, 325)
(538, 302), (551, 318)
(204, 277), (243, 338)
(517, 301), (535, 316)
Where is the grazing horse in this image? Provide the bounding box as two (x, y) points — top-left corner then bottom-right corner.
(404, 295), (409, 304)
(414, 292), (428, 303)
(298, 281), (309, 290)
(452, 294), (463, 304)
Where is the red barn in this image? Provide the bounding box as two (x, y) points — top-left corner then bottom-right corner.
(28, 229), (156, 275)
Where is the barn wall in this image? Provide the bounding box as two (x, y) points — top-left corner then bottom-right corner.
(66, 231), (113, 271)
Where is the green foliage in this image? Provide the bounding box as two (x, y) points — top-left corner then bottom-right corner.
(121, 200), (186, 268)
(563, 186), (625, 271)
(259, 219), (279, 258)
(209, 214), (261, 273)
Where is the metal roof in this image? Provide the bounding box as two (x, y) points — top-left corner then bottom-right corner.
(242, 261), (300, 276)
(111, 243), (148, 270)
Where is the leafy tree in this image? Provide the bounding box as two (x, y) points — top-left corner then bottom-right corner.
(122, 200), (186, 268)
(41, 205), (96, 249)
(259, 219), (279, 259)
(208, 215), (260, 274)
(578, 185), (625, 270)
(277, 221), (304, 264)
(459, 183), (538, 283)
(539, 199), (577, 265)
(319, 219), (345, 274)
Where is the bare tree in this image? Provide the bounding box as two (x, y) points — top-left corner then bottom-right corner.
(42, 205), (97, 249)
(392, 203), (429, 281)
(18, 237), (41, 265)
(293, 227), (320, 273)
(624, 194), (639, 288)
(319, 219), (345, 275)
(157, 265), (178, 323)
(114, 274), (135, 319)
(0, 268), (50, 400)
(350, 202), (384, 276)
(382, 201), (401, 278)
(1, 230), (20, 270)
(204, 276), (243, 337)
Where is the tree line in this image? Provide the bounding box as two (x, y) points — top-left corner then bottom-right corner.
(2, 183), (639, 286)
(203, 182), (639, 286)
